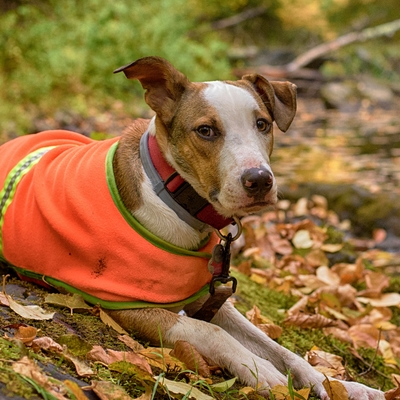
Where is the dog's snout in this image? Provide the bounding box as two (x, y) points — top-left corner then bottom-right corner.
(241, 167), (273, 197)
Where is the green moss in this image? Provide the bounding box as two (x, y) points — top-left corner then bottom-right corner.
(232, 271), (296, 322)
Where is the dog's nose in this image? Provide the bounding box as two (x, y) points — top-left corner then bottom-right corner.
(241, 167), (274, 197)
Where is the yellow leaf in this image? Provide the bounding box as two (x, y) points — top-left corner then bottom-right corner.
(99, 309), (129, 335)
(322, 378), (349, 400)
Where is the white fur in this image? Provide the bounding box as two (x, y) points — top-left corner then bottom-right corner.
(165, 302), (384, 399)
(202, 82), (277, 215)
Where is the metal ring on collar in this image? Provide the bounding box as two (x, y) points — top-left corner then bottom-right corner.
(215, 216), (242, 242)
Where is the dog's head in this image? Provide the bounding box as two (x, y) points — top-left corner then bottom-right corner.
(115, 56), (296, 218)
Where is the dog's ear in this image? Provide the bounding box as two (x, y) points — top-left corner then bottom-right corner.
(114, 56), (190, 124)
(242, 74), (297, 132)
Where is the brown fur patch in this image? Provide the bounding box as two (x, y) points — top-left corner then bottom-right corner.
(107, 308), (179, 346)
(112, 118), (150, 212)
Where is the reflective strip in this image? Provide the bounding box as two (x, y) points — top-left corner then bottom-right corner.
(0, 146), (56, 256)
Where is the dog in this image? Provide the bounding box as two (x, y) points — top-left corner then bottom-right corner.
(0, 56), (383, 399)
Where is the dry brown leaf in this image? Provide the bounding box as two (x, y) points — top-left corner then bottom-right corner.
(320, 243), (344, 253)
(322, 378), (349, 400)
(305, 249), (329, 267)
(323, 327), (353, 344)
(91, 380), (132, 400)
(257, 323), (283, 339)
(14, 325), (37, 345)
(12, 356), (68, 400)
(87, 345), (152, 374)
(284, 313), (337, 329)
(139, 347), (184, 372)
(287, 296), (309, 316)
(348, 324), (380, 349)
(99, 309), (129, 335)
(331, 261), (364, 285)
(170, 340), (210, 377)
(357, 293), (400, 307)
(385, 386), (400, 400)
(32, 336), (63, 353)
(63, 349), (95, 377)
(118, 334), (145, 351)
(316, 266), (340, 286)
(305, 348), (346, 379)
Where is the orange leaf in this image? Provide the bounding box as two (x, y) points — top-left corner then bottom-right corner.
(170, 340), (211, 377)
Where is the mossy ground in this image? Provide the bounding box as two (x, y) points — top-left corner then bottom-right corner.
(0, 265), (396, 399)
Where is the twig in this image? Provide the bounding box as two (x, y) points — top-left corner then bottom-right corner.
(210, 6), (267, 30)
(359, 328), (382, 376)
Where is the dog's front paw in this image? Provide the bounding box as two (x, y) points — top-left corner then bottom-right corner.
(237, 354), (288, 393)
(311, 379), (384, 400)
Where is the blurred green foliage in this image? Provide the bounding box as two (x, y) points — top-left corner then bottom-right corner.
(0, 0), (399, 134)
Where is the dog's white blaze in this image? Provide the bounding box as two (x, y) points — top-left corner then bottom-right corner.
(203, 82), (275, 210)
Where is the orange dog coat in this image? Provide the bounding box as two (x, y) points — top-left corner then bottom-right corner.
(0, 130), (218, 309)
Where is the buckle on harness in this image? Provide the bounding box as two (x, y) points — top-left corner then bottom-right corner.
(208, 216), (242, 295)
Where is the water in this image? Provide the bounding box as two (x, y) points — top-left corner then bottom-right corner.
(273, 98), (400, 196)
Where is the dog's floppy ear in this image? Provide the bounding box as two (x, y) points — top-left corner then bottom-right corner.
(242, 74), (297, 132)
(114, 56), (190, 124)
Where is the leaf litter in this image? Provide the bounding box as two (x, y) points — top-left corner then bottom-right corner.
(0, 197), (399, 398)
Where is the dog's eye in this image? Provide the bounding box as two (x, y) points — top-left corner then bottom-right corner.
(256, 119), (271, 133)
(196, 125), (216, 140)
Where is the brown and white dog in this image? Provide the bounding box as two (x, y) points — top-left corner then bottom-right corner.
(0, 57), (383, 399)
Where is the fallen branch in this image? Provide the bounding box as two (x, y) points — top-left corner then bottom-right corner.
(234, 18), (400, 78)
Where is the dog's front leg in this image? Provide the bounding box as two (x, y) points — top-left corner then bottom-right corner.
(108, 308), (288, 394)
(211, 302), (384, 400)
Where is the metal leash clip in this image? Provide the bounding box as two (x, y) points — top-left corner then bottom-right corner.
(208, 216), (242, 294)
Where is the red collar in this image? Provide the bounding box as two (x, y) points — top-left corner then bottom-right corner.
(140, 131), (233, 231)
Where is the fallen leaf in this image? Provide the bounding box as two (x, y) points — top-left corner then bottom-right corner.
(45, 293), (92, 315)
(0, 292), (9, 306)
(32, 336), (63, 353)
(323, 327), (353, 344)
(7, 296), (55, 320)
(118, 335), (145, 351)
(292, 229), (314, 249)
(63, 380), (88, 400)
(284, 313), (337, 329)
(139, 347), (185, 372)
(320, 243), (344, 253)
(14, 326), (37, 345)
(322, 377), (349, 400)
(170, 340), (210, 377)
(156, 376), (213, 400)
(270, 384), (310, 399)
(316, 266), (340, 286)
(91, 380), (132, 400)
(357, 293), (400, 307)
(63, 348), (95, 377)
(331, 261), (364, 285)
(12, 356), (68, 400)
(87, 345), (152, 374)
(258, 323), (283, 339)
(210, 377), (237, 392)
(385, 385), (400, 400)
(99, 309), (129, 335)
